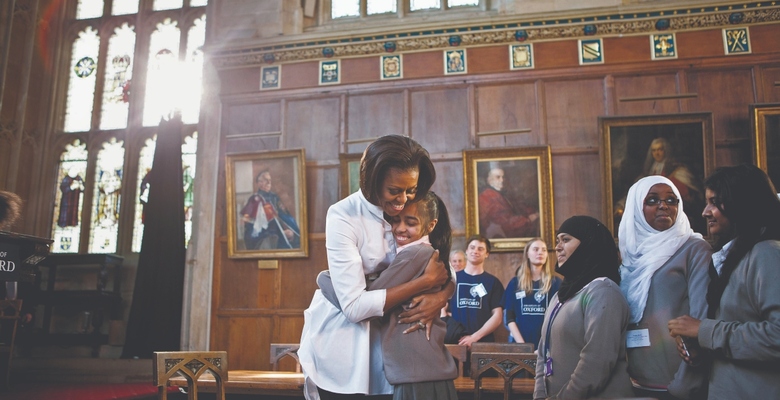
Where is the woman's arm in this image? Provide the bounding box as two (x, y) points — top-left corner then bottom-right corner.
(508, 321), (526, 343)
(695, 244), (780, 362)
(398, 280), (455, 335)
(383, 250), (448, 312)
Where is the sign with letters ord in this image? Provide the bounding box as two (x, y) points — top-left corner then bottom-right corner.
(0, 242), (21, 281)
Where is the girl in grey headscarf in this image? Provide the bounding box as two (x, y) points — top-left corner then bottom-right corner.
(619, 176), (711, 400)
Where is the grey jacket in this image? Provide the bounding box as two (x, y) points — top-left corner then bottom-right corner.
(318, 244), (458, 385)
(625, 237), (711, 399)
(534, 278), (633, 399)
(698, 240), (780, 400)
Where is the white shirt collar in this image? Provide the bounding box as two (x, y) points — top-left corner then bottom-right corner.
(712, 239), (736, 276)
(396, 235), (430, 252)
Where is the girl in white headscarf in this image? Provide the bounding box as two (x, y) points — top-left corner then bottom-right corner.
(618, 176), (711, 400)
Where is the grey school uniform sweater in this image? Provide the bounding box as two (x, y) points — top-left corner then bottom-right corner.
(625, 236), (711, 399)
(698, 240), (780, 400)
(533, 278), (633, 399)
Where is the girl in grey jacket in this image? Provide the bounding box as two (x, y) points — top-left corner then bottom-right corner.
(668, 165), (780, 400)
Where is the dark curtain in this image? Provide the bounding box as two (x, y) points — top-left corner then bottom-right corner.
(122, 115), (186, 358)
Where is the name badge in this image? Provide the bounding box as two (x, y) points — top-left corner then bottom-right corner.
(515, 291), (526, 300)
(473, 283), (488, 298)
(626, 328), (651, 348)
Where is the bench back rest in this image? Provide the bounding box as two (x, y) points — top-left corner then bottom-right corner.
(153, 351), (228, 400)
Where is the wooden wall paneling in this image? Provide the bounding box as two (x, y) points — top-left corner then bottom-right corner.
(750, 24), (780, 55)
(550, 152), (603, 226)
(228, 316), (271, 370)
(346, 91), (405, 148)
(430, 159), (466, 235)
(534, 40), (579, 70)
(409, 87), (471, 153)
(280, 239), (325, 309)
(223, 102), (282, 153)
(677, 29), (723, 61)
(475, 81), (541, 147)
(468, 45), (508, 75)
(281, 61), (320, 90)
(284, 97), (341, 162)
(686, 68), (756, 165)
(306, 166), (339, 233)
(225, 102), (282, 135)
(341, 56), (380, 85)
(273, 314), (306, 370)
(403, 51), (445, 80)
(218, 67), (262, 96)
(217, 241), (274, 308)
(0, 134), (9, 188)
(543, 78), (606, 148)
(603, 36), (649, 66)
(613, 72), (683, 116)
(759, 66), (780, 103)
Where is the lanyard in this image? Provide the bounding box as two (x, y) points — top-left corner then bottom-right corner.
(543, 301), (564, 376)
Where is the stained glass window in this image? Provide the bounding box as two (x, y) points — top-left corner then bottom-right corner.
(332, 0), (360, 18)
(181, 15), (206, 125)
(112, 0), (139, 15)
(51, 140), (89, 254)
(182, 132), (198, 247)
(76, 0), (103, 19)
(190, 0), (208, 6)
(367, 0), (396, 14)
(88, 138), (125, 254)
(100, 23), (135, 130)
(64, 27), (100, 133)
(448, 0), (478, 6)
(131, 132), (198, 252)
(132, 137), (156, 252)
(143, 19), (180, 127)
(153, 0), (183, 11)
(410, 0), (440, 10)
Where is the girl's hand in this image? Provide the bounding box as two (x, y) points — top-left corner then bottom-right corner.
(668, 315), (701, 338)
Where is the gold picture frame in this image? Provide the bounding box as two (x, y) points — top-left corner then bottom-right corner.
(339, 153), (363, 199)
(463, 146), (554, 252)
(600, 113), (715, 236)
(225, 149), (308, 259)
(750, 103), (780, 190)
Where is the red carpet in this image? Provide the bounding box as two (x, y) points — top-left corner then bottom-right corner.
(2, 383), (179, 400)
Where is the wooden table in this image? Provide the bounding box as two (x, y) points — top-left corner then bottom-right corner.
(167, 370), (536, 398)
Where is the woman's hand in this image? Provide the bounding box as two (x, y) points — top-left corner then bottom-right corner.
(398, 289), (450, 339)
(420, 250), (448, 290)
(669, 315), (703, 365)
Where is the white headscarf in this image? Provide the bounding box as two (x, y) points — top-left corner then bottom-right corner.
(618, 175), (702, 323)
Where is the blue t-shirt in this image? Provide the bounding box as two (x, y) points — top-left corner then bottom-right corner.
(503, 276), (561, 348)
(449, 270), (505, 342)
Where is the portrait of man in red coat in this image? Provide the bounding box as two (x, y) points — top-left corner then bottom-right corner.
(478, 166), (540, 239)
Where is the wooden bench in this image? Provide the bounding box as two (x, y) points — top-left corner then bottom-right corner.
(470, 342), (536, 400)
(270, 343), (301, 372)
(167, 370), (535, 398)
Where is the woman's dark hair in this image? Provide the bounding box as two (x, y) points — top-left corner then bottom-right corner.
(416, 191), (452, 271)
(360, 135), (436, 206)
(704, 164), (780, 317)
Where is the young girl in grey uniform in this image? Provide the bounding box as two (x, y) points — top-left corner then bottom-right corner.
(318, 191), (458, 399)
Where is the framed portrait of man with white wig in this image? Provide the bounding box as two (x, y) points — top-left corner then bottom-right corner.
(600, 113), (715, 236)
(463, 146), (554, 252)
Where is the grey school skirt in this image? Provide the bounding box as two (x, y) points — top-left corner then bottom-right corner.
(392, 380), (458, 400)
